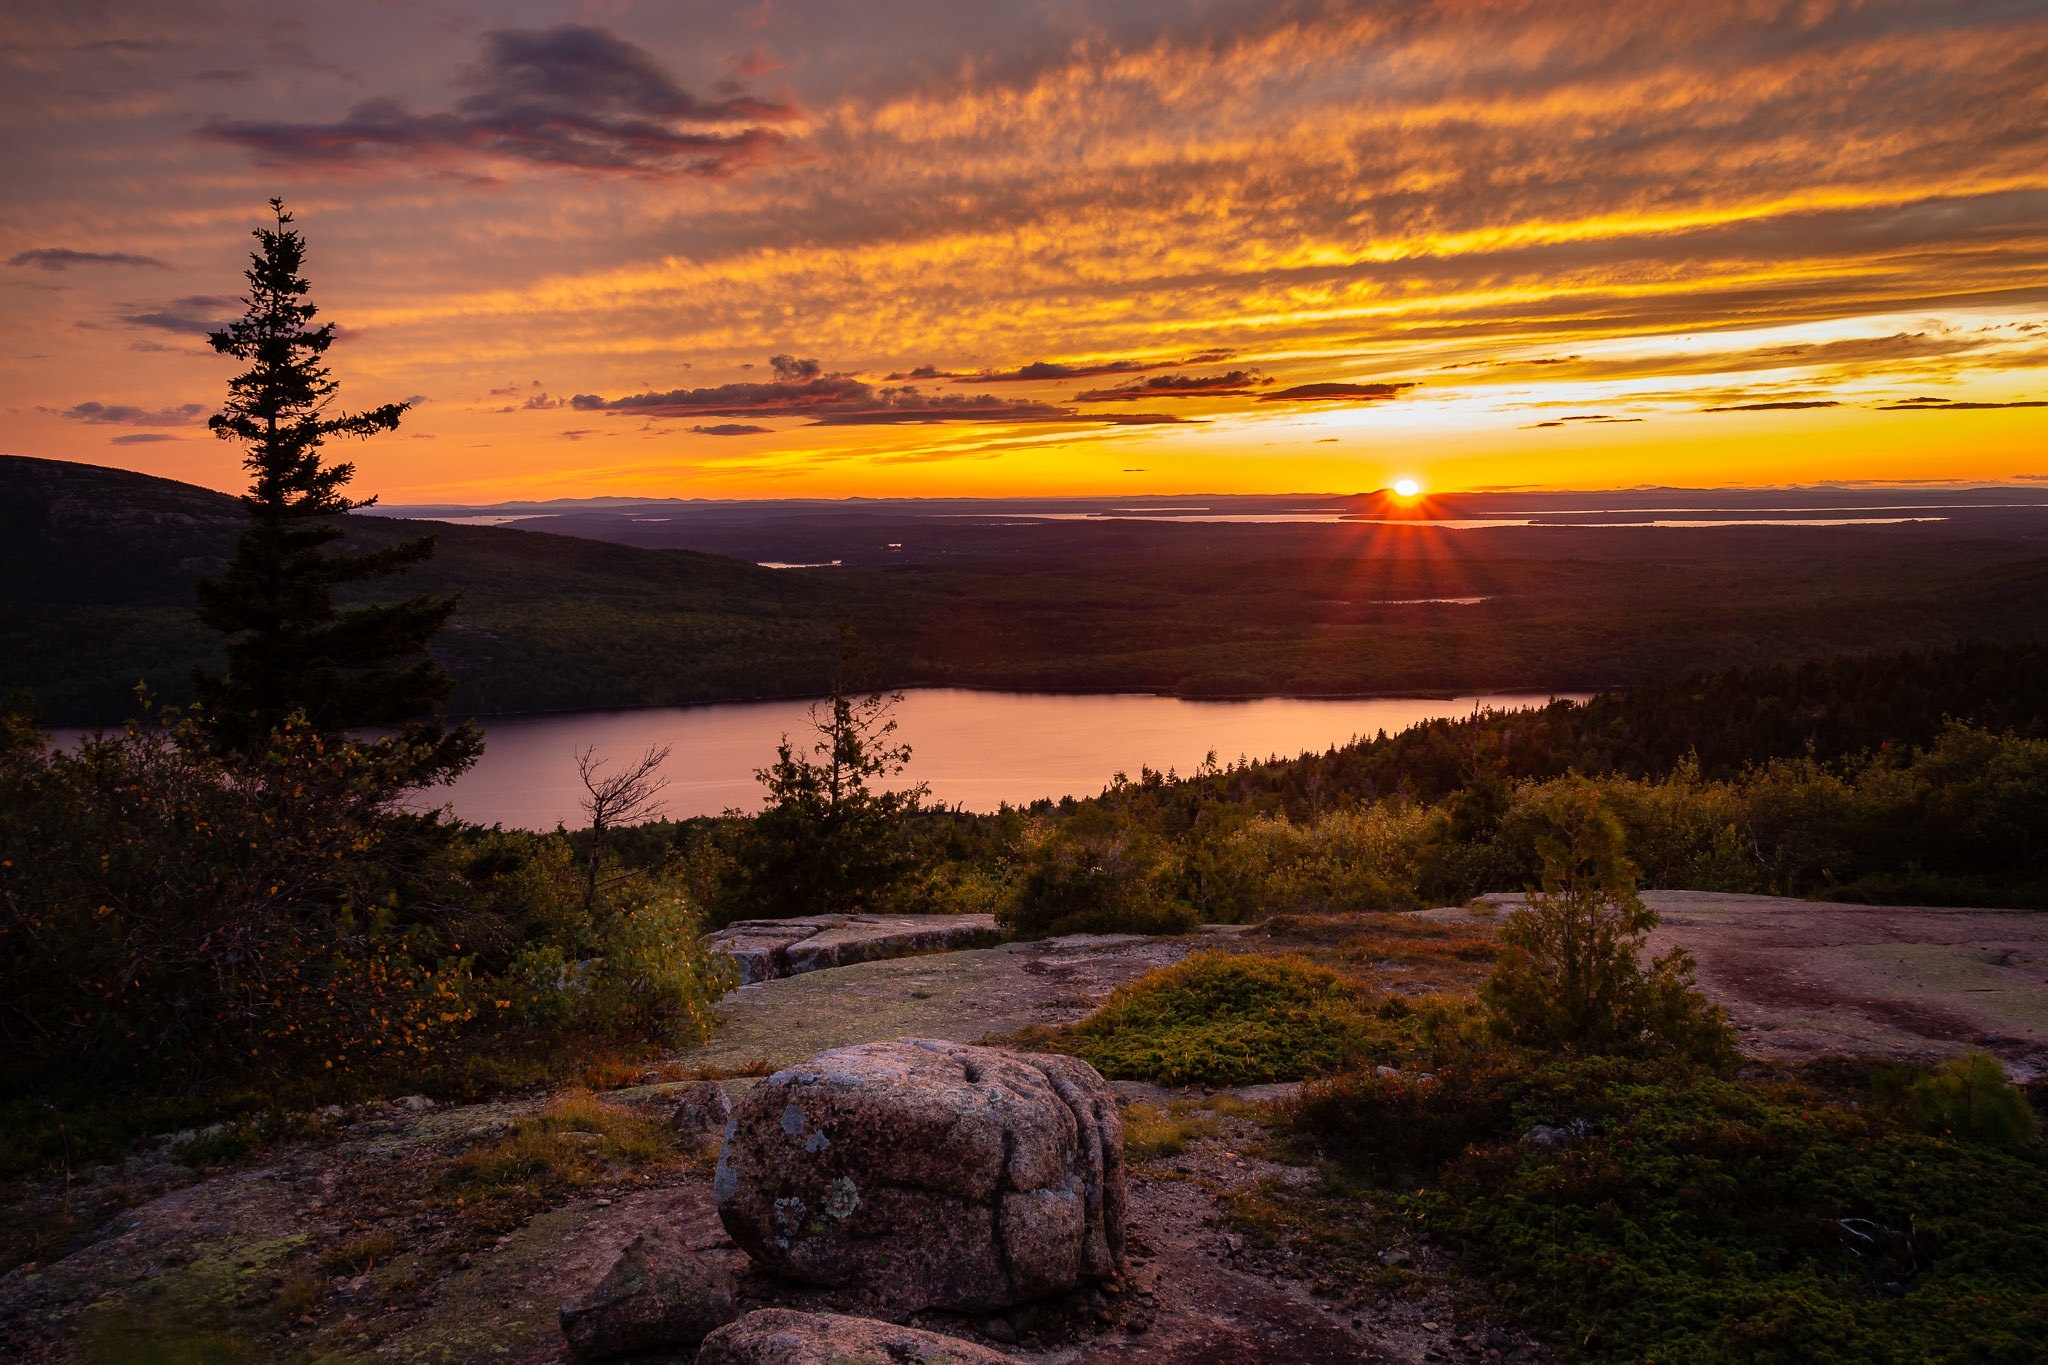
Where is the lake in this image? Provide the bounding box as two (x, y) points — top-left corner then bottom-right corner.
(411, 689), (1573, 829)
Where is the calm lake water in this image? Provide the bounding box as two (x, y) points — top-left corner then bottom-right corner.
(400, 689), (1572, 829)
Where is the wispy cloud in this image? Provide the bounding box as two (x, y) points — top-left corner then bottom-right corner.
(115, 296), (237, 335)
(1879, 396), (2048, 410)
(1702, 400), (1841, 412)
(1257, 383), (1415, 404)
(570, 357), (1183, 426)
(13, 1), (2048, 497)
(9, 248), (170, 271)
(1075, 370), (1269, 402)
(887, 351), (1235, 383)
(57, 400), (206, 425)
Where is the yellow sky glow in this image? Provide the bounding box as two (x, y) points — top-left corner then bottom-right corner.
(3, 2), (2045, 501)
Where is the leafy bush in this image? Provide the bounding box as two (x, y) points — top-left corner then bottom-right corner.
(1290, 1055), (1526, 1177)
(0, 701), (730, 1119)
(1881, 1052), (2040, 1150)
(0, 704), (479, 1092)
(1004, 806), (1195, 937)
(1060, 951), (1378, 1085)
(1183, 806), (1424, 921)
(579, 885), (734, 1042)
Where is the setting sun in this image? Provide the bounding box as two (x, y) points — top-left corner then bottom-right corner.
(1393, 479), (1422, 499)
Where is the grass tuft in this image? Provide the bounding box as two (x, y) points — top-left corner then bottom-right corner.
(317, 1228), (401, 1276)
(451, 1090), (667, 1192)
(1121, 1101), (1219, 1160)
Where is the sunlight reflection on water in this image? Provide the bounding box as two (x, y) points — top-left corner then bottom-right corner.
(402, 688), (1575, 828)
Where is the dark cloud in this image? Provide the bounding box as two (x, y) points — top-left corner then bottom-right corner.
(1257, 382), (1416, 403)
(690, 423), (772, 435)
(9, 248), (170, 271)
(116, 295), (237, 335)
(1702, 400), (1842, 411)
(571, 358), (1181, 426)
(1522, 414), (1645, 428)
(1879, 396), (2048, 410)
(1075, 370), (1269, 402)
(885, 350), (1237, 383)
(59, 400), (206, 426)
(202, 25), (800, 178)
(810, 392), (1083, 426)
(110, 433), (179, 445)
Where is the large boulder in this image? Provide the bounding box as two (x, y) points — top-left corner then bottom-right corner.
(558, 1230), (738, 1359)
(697, 1309), (1013, 1364)
(714, 1038), (1125, 1311)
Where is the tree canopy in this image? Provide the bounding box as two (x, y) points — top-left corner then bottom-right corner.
(195, 199), (477, 784)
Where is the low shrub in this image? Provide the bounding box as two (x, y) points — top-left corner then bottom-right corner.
(1478, 781), (1735, 1062)
(1419, 1064), (2048, 1363)
(1879, 1052), (2039, 1150)
(1061, 952), (1379, 1085)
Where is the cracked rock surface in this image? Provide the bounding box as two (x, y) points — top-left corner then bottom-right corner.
(706, 915), (1000, 985)
(714, 1040), (1125, 1311)
(698, 1308), (1015, 1363)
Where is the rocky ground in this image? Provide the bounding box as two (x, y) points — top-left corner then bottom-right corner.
(1466, 891), (2048, 1081)
(3, 893), (2037, 1362)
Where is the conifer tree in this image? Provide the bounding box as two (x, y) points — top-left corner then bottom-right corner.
(195, 200), (478, 783)
(729, 634), (929, 917)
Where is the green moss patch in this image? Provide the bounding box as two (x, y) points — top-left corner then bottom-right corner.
(1284, 1053), (2048, 1363)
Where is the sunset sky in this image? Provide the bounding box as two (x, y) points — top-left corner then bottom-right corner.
(4, 1), (2046, 502)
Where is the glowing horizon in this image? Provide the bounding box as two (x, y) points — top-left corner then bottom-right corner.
(4, 3), (2046, 503)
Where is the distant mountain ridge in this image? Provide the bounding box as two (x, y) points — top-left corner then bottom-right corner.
(6, 454), (2047, 726)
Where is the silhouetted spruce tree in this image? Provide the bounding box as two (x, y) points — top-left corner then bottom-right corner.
(195, 199), (478, 783)
(728, 633), (929, 917)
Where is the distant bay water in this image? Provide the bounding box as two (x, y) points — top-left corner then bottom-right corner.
(392, 689), (1573, 829)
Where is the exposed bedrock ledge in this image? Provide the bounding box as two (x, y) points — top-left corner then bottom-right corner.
(704, 914), (1001, 985)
